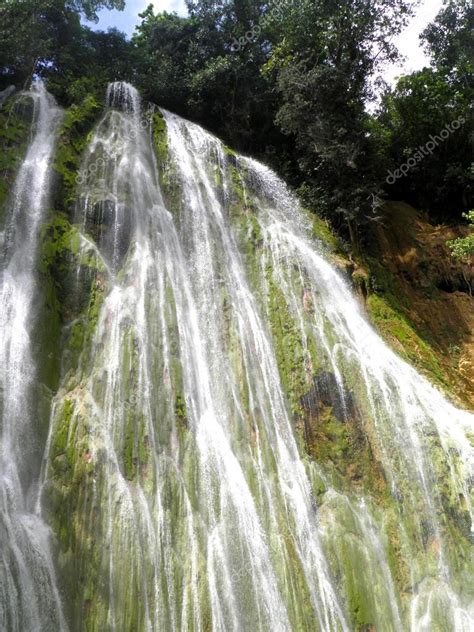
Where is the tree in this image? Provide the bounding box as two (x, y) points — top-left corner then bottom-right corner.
(133, 1), (276, 153)
(422, 0), (473, 79)
(261, 0), (417, 242)
(0, 0), (125, 89)
(132, 1), (422, 242)
(377, 0), (473, 221)
(132, 7), (199, 116)
(45, 25), (135, 104)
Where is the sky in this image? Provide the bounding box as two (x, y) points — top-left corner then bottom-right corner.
(92, 1), (188, 34)
(91, 0), (444, 86)
(385, 0), (444, 85)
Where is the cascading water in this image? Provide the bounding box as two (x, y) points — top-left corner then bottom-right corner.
(1, 81), (472, 631)
(0, 82), (67, 631)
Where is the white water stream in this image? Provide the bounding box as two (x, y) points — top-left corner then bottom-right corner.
(0, 83), (66, 631)
(0, 81), (472, 631)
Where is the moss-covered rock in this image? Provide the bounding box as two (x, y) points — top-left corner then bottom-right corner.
(52, 95), (102, 213)
(153, 109), (168, 167)
(362, 201), (474, 407)
(366, 294), (446, 385)
(43, 393), (107, 631)
(39, 211), (109, 382)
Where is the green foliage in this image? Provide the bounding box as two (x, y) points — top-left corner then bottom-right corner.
(447, 211), (474, 262)
(0, 1), (126, 90)
(261, 0), (416, 238)
(375, 66), (471, 220)
(132, 1), (276, 154)
(41, 23), (135, 105)
(131, 0), (422, 242)
(421, 0), (473, 76)
(1, 0), (471, 236)
(375, 1), (472, 221)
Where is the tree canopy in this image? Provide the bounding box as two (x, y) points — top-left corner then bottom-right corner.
(0, 0), (471, 240)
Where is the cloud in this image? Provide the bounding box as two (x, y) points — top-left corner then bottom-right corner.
(92, 0), (188, 36)
(152, 0), (187, 15)
(93, 0), (442, 83)
(383, 0), (443, 85)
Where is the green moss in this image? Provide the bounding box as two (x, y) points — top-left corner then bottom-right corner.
(174, 393), (188, 430)
(69, 320), (85, 355)
(52, 95), (102, 212)
(153, 110), (168, 166)
(306, 407), (350, 461)
(33, 262), (63, 393)
(311, 215), (342, 252)
(301, 386), (390, 504)
(35, 215), (88, 395)
(223, 143), (237, 158)
(85, 275), (105, 334)
(44, 396), (103, 630)
(383, 511), (411, 592)
(367, 294), (446, 385)
(122, 416), (136, 481)
(51, 399), (75, 460)
(228, 162), (246, 205)
(122, 410), (153, 484)
(247, 213), (262, 249)
(364, 256), (409, 307)
(41, 214), (81, 265)
(39, 211), (108, 379)
(266, 277), (309, 417)
(153, 110), (185, 216)
(40, 214), (84, 321)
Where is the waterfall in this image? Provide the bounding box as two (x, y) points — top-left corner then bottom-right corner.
(0, 82), (67, 631)
(1, 81), (472, 631)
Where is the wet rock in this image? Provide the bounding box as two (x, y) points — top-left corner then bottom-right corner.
(301, 370), (354, 422)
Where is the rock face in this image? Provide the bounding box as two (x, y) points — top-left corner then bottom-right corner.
(363, 201), (474, 407)
(0, 82), (473, 632)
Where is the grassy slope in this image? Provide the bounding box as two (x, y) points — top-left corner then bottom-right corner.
(320, 201), (473, 409)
